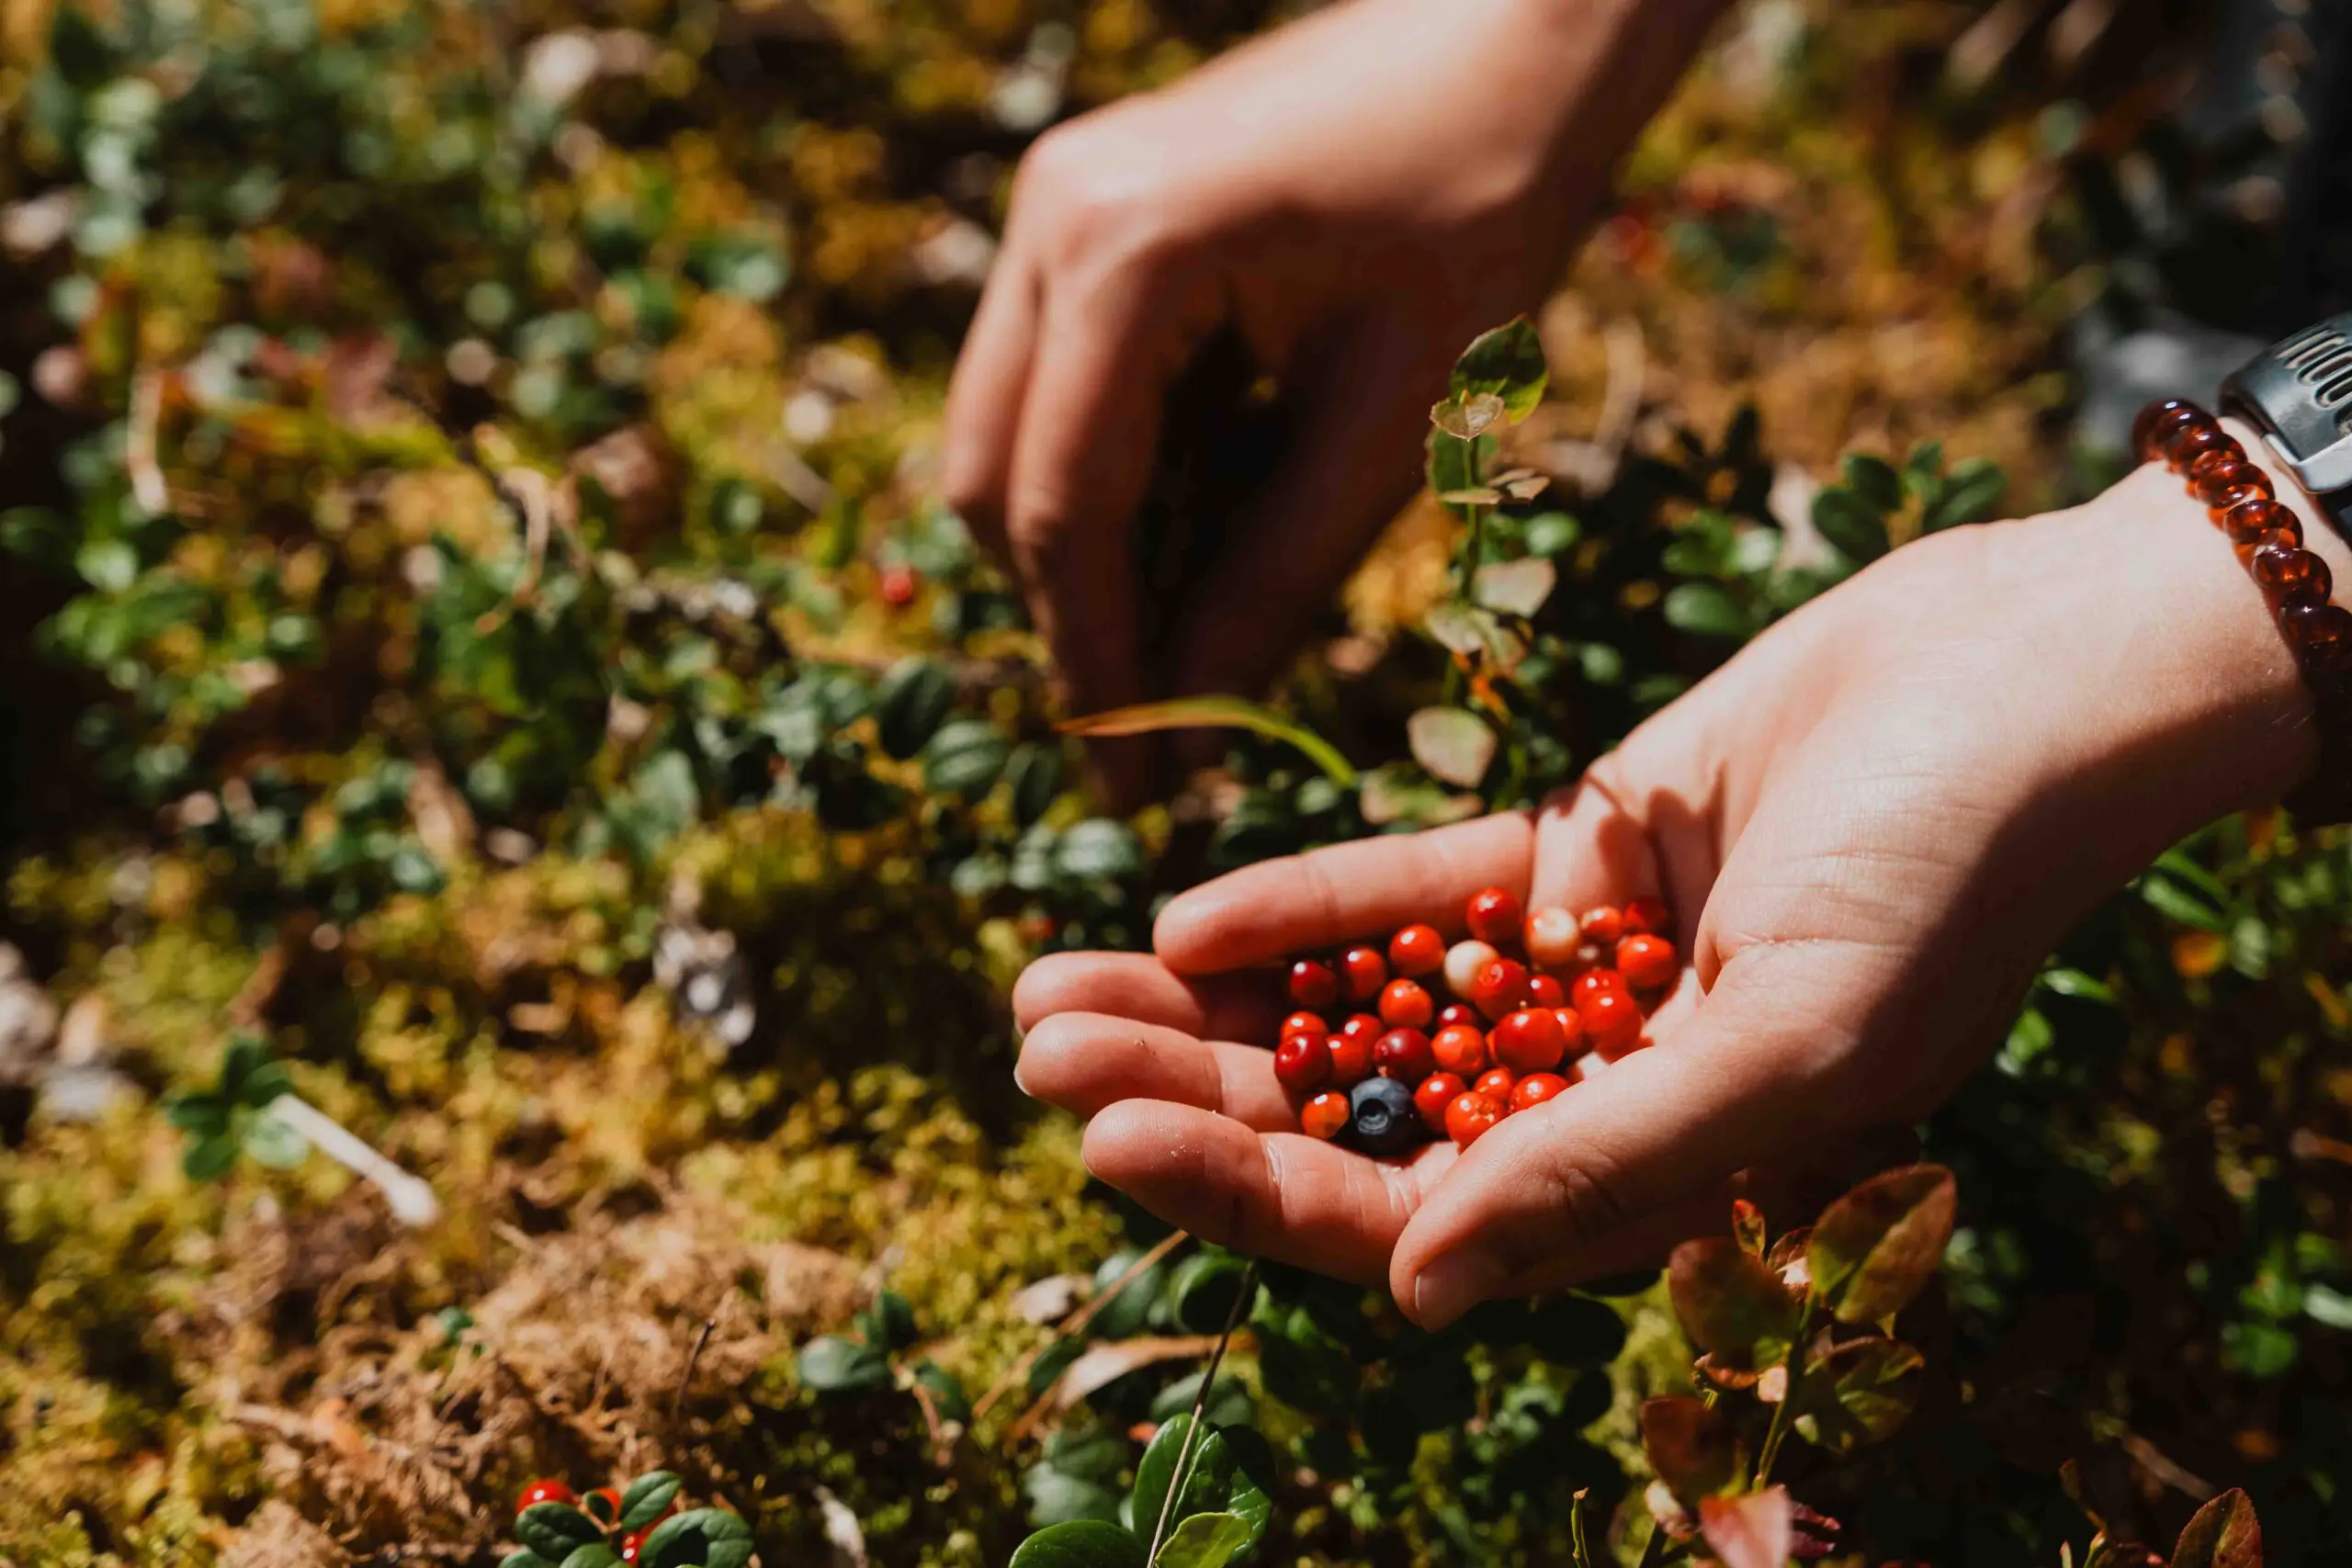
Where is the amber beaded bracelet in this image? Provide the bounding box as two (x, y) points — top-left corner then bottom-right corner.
(2133, 397), (2352, 822)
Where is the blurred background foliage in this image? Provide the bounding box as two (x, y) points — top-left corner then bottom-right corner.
(2, 0), (2351, 1563)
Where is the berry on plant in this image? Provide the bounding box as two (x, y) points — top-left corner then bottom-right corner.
(1300, 1090), (1351, 1140)
(1413, 1072), (1467, 1133)
(1443, 939), (1500, 998)
(618, 1531), (646, 1565)
(1431, 1021), (1490, 1077)
(1491, 1008), (1566, 1074)
(1340, 944), (1389, 1003)
(1623, 895), (1672, 937)
(518, 1479), (576, 1511)
(1510, 1072), (1570, 1111)
(1474, 1066), (1518, 1104)
(1273, 1034), (1331, 1095)
(1617, 933), (1678, 990)
(1372, 1027), (1435, 1084)
(1288, 958), (1339, 1010)
(587, 1487), (623, 1525)
(1378, 978), (1434, 1030)
(878, 564), (920, 607)
(1525, 973), (1566, 1010)
(1327, 1031), (1374, 1087)
(1446, 1091), (1504, 1147)
(1577, 986), (1644, 1058)
(1350, 1077), (1420, 1155)
(1388, 923), (1446, 977)
(1469, 956), (1531, 1020)
(1580, 906), (1624, 945)
(1465, 886), (1525, 946)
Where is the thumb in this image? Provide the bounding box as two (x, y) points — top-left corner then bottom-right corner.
(1389, 936), (1883, 1328)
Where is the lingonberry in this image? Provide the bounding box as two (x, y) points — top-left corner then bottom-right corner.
(1388, 923), (1446, 977)
(1552, 1006), (1588, 1057)
(1491, 1007), (1566, 1074)
(1281, 1010), (1327, 1041)
(1339, 944), (1389, 1003)
(1524, 973), (1566, 1010)
(1474, 1066), (1518, 1104)
(1623, 895), (1672, 937)
(1446, 1091), (1504, 1147)
(1273, 1033), (1331, 1095)
(1373, 1027), (1436, 1084)
(1524, 905), (1580, 968)
(1510, 1072), (1571, 1112)
(587, 1487), (624, 1525)
(518, 1479), (577, 1512)
(1465, 886), (1525, 946)
(1351, 1077), (1421, 1156)
(1431, 1021), (1490, 1077)
(1378, 978), (1434, 1030)
(1442, 939), (1499, 999)
(1617, 933), (1678, 990)
(1469, 956), (1531, 1020)
(1577, 986), (1644, 1058)
(1414, 1071), (1467, 1133)
(1288, 958), (1339, 1010)
(878, 564), (920, 607)
(1579, 906), (1624, 945)
(1338, 1012), (1385, 1052)
(618, 1530), (647, 1565)
(1300, 1089), (1351, 1140)
(1570, 967), (1628, 1007)
(1436, 1002), (1480, 1032)
(1327, 1031), (1374, 1087)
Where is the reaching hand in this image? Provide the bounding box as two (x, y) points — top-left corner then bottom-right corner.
(942, 0), (1723, 797)
(1012, 437), (2340, 1325)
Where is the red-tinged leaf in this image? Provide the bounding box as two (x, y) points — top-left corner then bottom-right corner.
(1669, 1236), (1802, 1371)
(1473, 557), (1556, 616)
(1806, 1165), (1957, 1323)
(1041, 1335), (1222, 1410)
(1408, 706), (1496, 788)
(1057, 696), (1355, 787)
(1693, 1353), (1762, 1393)
(1788, 1501), (1841, 1559)
(1791, 1336), (1925, 1453)
(2170, 1488), (2261, 1568)
(1732, 1199), (1767, 1257)
(1701, 1487), (1793, 1568)
(1766, 1226), (1812, 1292)
(1448, 319), (1550, 421)
(1430, 393), (1507, 440)
(1639, 1397), (1744, 1506)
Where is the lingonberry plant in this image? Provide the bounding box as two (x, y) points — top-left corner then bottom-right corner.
(501, 1470), (739, 1568)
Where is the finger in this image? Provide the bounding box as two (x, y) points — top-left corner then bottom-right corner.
(1081, 1099), (1453, 1287)
(1015, 1012), (1294, 1130)
(1154, 810), (1536, 976)
(941, 249), (1042, 558)
(1390, 936), (1875, 1327)
(1012, 952), (1281, 1040)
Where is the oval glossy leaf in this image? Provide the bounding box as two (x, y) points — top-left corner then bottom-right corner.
(1474, 557), (1557, 617)
(1130, 1415), (1233, 1538)
(1055, 819), (1143, 882)
(619, 1472), (683, 1530)
(1168, 1252), (1250, 1336)
(1791, 1336), (1925, 1453)
(1923, 456), (2007, 531)
(1152, 1512), (1254, 1568)
(1007, 742), (1065, 827)
(1811, 485), (1890, 562)
(502, 1552), (555, 1568)
(1009, 1520), (1148, 1568)
(2171, 1487), (2261, 1568)
(1699, 1487), (1793, 1568)
(1408, 706), (1495, 789)
(641, 1507), (752, 1568)
(515, 1502), (602, 1561)
(1668, 1236), (1801, 1371)
(1842, 452), (1905, 513)
(1060, 696), (1356, 787)
(1639, 1396), (1745, 1506)
(922, 719), (1011, 799)
(1806, 1164), (1957, 1324)
(1732, 1199), (1767, 1258)
(1449, 318), (1550, 421)
(1662, 581), (1750, 638)
(797, 1334), (892, 1392)
(558, 1549), (620, 1568)
(875, 659), (956, 760)
(912, 1358), (971, 1424)
(1430, 393), (1508, 440)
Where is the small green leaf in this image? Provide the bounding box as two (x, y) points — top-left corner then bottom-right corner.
(1007, 743), (1065, 827)
(1842, 453), (1905, 513)
(184, 1134), (239, 1181)
(1811, 486), (1890, 561)
(501, 1552), (556, 1568)
(2170, 1487), (2262, 1568)
(797, 1334), (892, 1392)
(863, 1290), (918, 1352)
(1407, 707), (1494, 789)
(1008, 1519), (1148, 1568)
(1430, 393), (1508, 441)
(875, 660), (956, 761)
(1448, 318), (1550, 421)
(1025, 1463), (1125, 1528)
(1152, 1512), (1254, 1568)
(515, 1502), (602, 1562)
(1791, 1336), (1925, 1452)
(1662, 581), (1751, 638)
(2040, 966), (2117, 1005)
(1061, 695), (1355, 787)
(619, 1472), (683, 1530)
(243, 1108), (310, 1169)
(912, 1359), (971, 1423)
(1638, 1396), (1744, 1506)
(165, 1092), (231, 1136)
(922, 719), (1011, 799)
(1167, 1252), (1250, 1336)
(558, 1548), (620, 1568)
(641, 1508), (752, 1568)
(1922, 456), (2007, 531)
(1131, 1415), (1228, 1536)
(1667, 1236), (1801, 1371)
(1473, 557), (1556, 616)
(1807, 1164), (1958, 1324)
(1903, 438), (1946, 498)
(1055, 819), (1143, 882)
(75, 536), (138, 592)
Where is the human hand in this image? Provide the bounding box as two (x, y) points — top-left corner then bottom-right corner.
(1012, 427), (2344, 1325)
(942, 0), (1724, 798)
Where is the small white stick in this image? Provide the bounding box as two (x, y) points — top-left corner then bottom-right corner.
(266, 1094), (440, 1227)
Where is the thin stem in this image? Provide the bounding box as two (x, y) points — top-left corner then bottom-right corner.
(1754, 1300), (1817, 1485)
(1146, 1259), (1259, 1563)
(1567, 1489), (1593, 1568)
(1634, 1515), (1671, 1568)
(266, 1093), (439, 1226)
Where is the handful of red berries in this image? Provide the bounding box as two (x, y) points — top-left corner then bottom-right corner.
(1272, 886), (1678, 1155)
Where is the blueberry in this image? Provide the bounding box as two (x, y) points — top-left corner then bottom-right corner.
(1349, 1076), (1421, 1156)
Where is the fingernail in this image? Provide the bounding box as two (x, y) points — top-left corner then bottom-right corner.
(1412, 1249), (1507, 1329)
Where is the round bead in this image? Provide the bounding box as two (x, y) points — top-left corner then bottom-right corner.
(1445, 1091), (1504, 1148)
(2199, 463), (2273, 512)
(1524, 906), (1581, 968)
(2188, 446), (2245, 489)
(2162, 416), (2228, 467)
(1464, 886), (1525, 947)
(1431, 1021), (1491, 1077)
(2222, 498), (2296, 548)
(1388, 924), (1446, 978)
(2209, 481), (2274, 518)
(2253, 544), (2331, 609)
(2286, 602), (2352, 657)
(2132, 399), (2197, 459)
(1442, 940), (1500, 999)
(1414, 1072), (1467, 1134)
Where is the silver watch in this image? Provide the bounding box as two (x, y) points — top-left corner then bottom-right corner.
(2221, 313), (2352, 518)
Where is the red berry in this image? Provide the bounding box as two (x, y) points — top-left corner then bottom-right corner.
(1580, 906), (1624, 946)
(1338, 1012), (1385, 1048)
(1577, 986), (1644, 1058)
(1474, 1066), (1518, 1104)
(1273, 1034), (1331, 1095)
(1524, 973), (1566, 1010)
(1491, 1008), (1566, 1074)
(1443, 939), (1499, 999)
(1571, 967), (1628, 1007)
(1436, 1002), (1480, 1032)
(1446, 1091), (1504, 1147)
(1339, 945), (1389, 1003)
(1378, 978), (1434, 1030)
(879, 564), (920, 607)
(1510, 1072), (1571, 1112)
(1431, 1022), (1490, 1077)
(1470, 957), (1531, 1020)
(1288, 959), (1339, 1010)
(587, 1486), (623, 1524)
(518, 1479), (576, 1513)
(1623, 895), (1672, 937)
(1465, 886), (1524, 947)
(618, 1530), (647, 1565)
(1617, 933), (1678, 991)
(1327, 1032), (1374, 1087)
(1525, 906), (1580, 968)
(1553, 1006), (1588, 1057)
(1373, 1027), (1435, 1084)
(1281, 1010), (1327, 1042)
(1300, 1089), (1351, 1139)
(1413, 1072), (1467, 1133)
(1389, 923), (1446, 977)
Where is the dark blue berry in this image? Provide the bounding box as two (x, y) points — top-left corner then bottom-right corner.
(1349, 1077), (1421, 1156)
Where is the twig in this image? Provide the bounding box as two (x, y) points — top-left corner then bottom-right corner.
(971, 1230), (1191, 1427)
(1145, 1260), (1258, 1562)
(1753, 1301), (1817, 1485)
(673, 1315), (718, 1417)
(1635, 1515), (1672, 1568)
(266, 1093), (439, 1226)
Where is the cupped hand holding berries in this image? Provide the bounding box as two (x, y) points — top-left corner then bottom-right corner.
(1014, 448), (2351, 1327)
